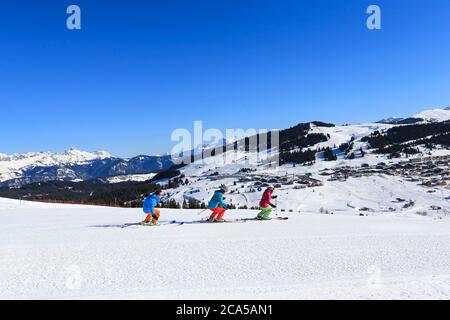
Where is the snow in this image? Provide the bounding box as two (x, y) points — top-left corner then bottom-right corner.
(412, 107), (450, 122)
(159, 110), (450, 216)
(105, 173), (156, 184)
(1, 197), (449, 299)
(377, 117), (404, 124)
(1, 107), (448, 186)
(309, 123), (393, 151)
(162, 140), (450, 216)
(377, 106), (450, 123)
(0, 148), (111, 183)
(1, 106), (450, 299)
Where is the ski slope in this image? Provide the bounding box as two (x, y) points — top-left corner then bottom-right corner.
(1, 198), (449, 299)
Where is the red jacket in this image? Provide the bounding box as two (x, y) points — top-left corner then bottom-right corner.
(259, 189), (273, 208)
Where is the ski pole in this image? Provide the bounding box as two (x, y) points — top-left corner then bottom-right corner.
(275, 198), (278, 216)
(197, 208), (209, 215)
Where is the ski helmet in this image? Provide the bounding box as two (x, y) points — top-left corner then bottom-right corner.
(219, 184), (229, 193)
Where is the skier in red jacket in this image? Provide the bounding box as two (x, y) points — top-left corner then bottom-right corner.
(257, 185), (277, 220)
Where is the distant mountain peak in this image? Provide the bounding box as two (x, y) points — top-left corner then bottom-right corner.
(378, 106), (450, 124)
(376, 117), (404, 124)
(412, 106), (450, 122)
(0, 149), (173, 188)
(61, 148), (111, 158)
(93, 150), (112, 158)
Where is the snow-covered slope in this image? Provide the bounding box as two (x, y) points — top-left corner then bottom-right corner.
(160, 115), (449, 217)
(104, 173), (156, 184)
(412, 106), (450, 122)
(1, 198), (449, 299)
(165, 153), (449, 216)
(377, 106), (450, 124)
(309, 122), (392, 150)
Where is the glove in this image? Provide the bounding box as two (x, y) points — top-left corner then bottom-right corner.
(271, 204), (277, 208)
(272, 195), (278, 199)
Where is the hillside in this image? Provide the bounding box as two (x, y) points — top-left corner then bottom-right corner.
(158, 109), (450, 217)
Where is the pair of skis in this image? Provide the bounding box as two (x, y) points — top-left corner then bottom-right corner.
(121, 220), (178, 228)
(122, 219), (245, 227)
(121, 216), (288, 228)
(209, 217), (288, 224)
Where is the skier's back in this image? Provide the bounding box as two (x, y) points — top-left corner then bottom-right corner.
(142, 190), (163, 225)
(257, 186), (277, 220)
(207, 184), (228, 222)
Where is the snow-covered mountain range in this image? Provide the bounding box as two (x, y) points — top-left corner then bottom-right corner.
(0, 148), (173, 187)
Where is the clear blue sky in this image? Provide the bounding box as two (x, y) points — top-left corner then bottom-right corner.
(1, 0), (450, 157)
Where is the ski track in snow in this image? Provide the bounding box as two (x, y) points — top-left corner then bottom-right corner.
(1, 198), (450, 299)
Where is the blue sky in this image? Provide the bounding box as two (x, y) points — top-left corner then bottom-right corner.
(1, 0), (450, 157)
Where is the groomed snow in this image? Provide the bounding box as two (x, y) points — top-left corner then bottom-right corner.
(1, 198), (449, 300)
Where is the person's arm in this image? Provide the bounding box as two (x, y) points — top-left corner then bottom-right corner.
(219, 194), (228, 209)
(150, 197), (158, 215)
(269, 193), (277, 207)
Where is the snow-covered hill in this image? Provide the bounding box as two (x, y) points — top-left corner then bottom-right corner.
(163, 151), (449, 217)
(378, 106), (450, 124)
(412, 106), (450, 122)
(1, 198), (449, 299)
(158, 107), (450, 217)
